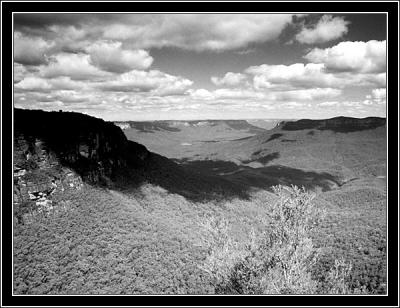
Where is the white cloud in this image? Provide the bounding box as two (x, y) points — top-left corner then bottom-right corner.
(317, 101), (340, 107)
(41, 53), (109, 80)
(14, 63), (31, 83)
(371, 88), (386, 100)
(317, 101), (364, 107)
(188, 89), (214, 100)
(364, 88), (386, 105)
(189, 86), (340, 108)
(246, 62), (386, 91)
(86, 41), (153, 73)
(15, 76), (52, 91)
(341, 101), (362, 107)
(49, 25), (87, 41)
(358, 73), (386, 88)
(270, 88), (341, 101)
(49, 76), (87, 90)
(15, 14), (296, 53)
(102, 14), (295, 52)
(14, 32), (55, 65)
(50, 90), (95, 104)
(280, 102), (306, 108)
(305, 40), (386, 73)
(214, 88), (265, 100)
(96, 70), (193, 96)
(16, 75), (88, 92)
(246, 63), (342, 90)
(211, 72), (247, 87)
(317, 99), (386, 109)
(189, 88), (265, 101)
(295, 15), (349, 44)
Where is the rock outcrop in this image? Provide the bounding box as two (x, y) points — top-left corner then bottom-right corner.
(114, 122), (131, 130)
(13, 108), (150, 223)
(14, 108), (149, 181)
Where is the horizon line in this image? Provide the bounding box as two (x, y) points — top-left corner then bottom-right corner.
(13, 107), (387, 122)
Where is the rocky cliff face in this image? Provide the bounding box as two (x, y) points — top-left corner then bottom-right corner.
(280, 116), (386, 132)
(114, 122), (131, 130)
(13, 108), (150, 224)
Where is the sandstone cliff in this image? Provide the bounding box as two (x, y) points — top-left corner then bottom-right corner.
(13, 108), (150, 223)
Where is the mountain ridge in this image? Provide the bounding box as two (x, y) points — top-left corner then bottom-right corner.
(114, 116), (386, 135)
(278, 116), (386, 132)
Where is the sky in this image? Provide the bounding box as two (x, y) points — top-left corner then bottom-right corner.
(13, 13), (387, 121)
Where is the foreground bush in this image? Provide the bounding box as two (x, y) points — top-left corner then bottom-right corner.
(200, 185), (366, 294)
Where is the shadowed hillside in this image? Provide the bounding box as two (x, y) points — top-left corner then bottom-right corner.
(173, 159), (341, 192)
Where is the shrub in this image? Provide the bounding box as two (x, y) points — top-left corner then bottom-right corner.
(200, 185), (361, 294)
(323, 258), (368, 294)
(198, 216), (245, 293)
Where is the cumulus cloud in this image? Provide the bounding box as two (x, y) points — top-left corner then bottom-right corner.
(317, 98), (386, 109)
(40, 53), (109, 80)
(317, 101), (362, 107)
(295, 15), (350, 44)
(15, 14), (295, 52)
(14, 32), (54, 65)
(14, 75), (89, 93)
(341, 101), (362, 107)
(234, 58), (386, 91)
(14, 63), (31, 83)
(49, 90), (95, 104)
(355, 72), (386, 88)
(364, 88), (386, 105)
(304, 40), (386, 73)
(49, 76), (87, 90)
(23, 75), (85, 90)
(371, 88), (386, 100)
(280, 102), (307, 108)
(211, 72), (247, 87)
(189, 88), (265, 101)
(246, 63), (340, 90)
(189, 87), (339, 104)
(317, 101), (340, 107)
(15, 76), (52, 91)
(14, 14), (298, 53)
(103, 14), (295, 52)
(96, 70), (193, 96)
(86, 41), (153, 73)
(188, 89), (215, 100)
(270, 88), (341, 101)
(213, 88), (265, 100)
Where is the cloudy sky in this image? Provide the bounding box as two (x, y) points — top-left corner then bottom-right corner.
(14, 13), (386, 121)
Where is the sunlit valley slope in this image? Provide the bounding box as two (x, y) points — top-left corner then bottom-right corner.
(13, 109), (387, 294)
(115, 119), (282, 159)
(118, 117), (386, 193)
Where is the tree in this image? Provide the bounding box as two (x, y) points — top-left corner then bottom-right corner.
(200, 185), (359, 294)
